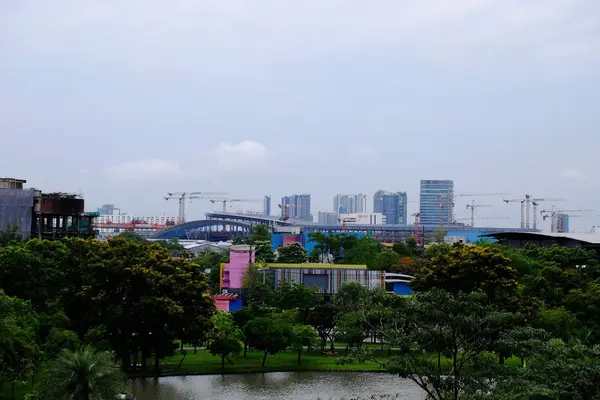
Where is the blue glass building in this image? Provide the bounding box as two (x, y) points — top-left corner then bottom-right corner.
(373, 190), (408, 225)
(419, 180), (454, 226)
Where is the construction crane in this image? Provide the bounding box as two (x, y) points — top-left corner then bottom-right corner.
(503, 198), (526, 228)
(164, 192), (227, 224)
(210, 198), (264, 213)
(540, 208), (596, 232)
(529, 196), (565, 229)
(437, 192), (508, 226)
(412, 212), (421, 246)
(338, 217), (357, 233)
(465, 200), (492, 227)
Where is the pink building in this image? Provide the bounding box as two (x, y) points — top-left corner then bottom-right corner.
(220, 244), (255, 291)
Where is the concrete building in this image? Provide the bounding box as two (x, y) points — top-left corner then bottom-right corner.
(333, 193), (367, 215)
(281, 194), (312, 221)
(340, 212), (386, 225)
(0, 178), (95, 239)
(419, 180), (454, 226)
(94, 212), (177, 237)
(97, 204), (117, 215)
(318, 211), (339, 225)
(263, 195), (271, 216)
(373, 190), (408, 225)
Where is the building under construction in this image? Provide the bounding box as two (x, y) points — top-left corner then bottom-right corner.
(0, 178), (96, 239)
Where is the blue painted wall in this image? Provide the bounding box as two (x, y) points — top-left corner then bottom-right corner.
(393, 282), (413, 296)
(272, 231), (366, 252)
(229, 297), (242, 312)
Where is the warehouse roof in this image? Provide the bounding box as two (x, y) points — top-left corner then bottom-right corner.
(480, 231), (600, 245)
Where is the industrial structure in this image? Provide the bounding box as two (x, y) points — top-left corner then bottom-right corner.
(503, 195), (565, 230)
(333, 193), (367, 215)
(373, 190), (408, 225)
(164, 191), (227, 224)
(0, 178), (96, 239)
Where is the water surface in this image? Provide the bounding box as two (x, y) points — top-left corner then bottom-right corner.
(130, 372), (424, 400)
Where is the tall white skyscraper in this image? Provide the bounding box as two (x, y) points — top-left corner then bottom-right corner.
(333, 193), (367, 216)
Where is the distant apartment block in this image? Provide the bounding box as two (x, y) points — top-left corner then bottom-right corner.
(340, 213), (386, 225)
(373, 190), (408, 225)
(318, 211), (339, 225)
(263, 195), (271, 216)
(281, 194), (312, 221)
(333, 193), (367, 215)
(419, 180), (454, 226)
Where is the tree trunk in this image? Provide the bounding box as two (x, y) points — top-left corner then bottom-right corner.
(297, 348), (302, 365)
(221, 355), (225, 369)
(11, 381), (15, 400)
(438, 352), (441, 372)
(177, 352), (187, 369)
(262, 352), (268, 368)
(499, 353), (505, 365)
(244, 342), (248, 358)
(141, 350), (148, 370)
(154, 354), (160, 373)
(320, 337), (326, 352)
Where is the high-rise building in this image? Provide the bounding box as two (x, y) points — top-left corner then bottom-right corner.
(281, 194), (312, 221)
(97, 204), (117, 216)
(372, 190), (408, 225)
(318, 211), (339, 225)
(333, 193), (367, 215)
(263, 195), (271, 216)
(419, 180), (454, 226)
(556, 213), (570, 233)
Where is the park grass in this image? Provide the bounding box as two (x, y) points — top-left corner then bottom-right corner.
(147, 348), (389, 376)
(143, 348), (524, 377)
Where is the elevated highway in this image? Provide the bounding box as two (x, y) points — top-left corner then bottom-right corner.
(150, 211), (538, 242)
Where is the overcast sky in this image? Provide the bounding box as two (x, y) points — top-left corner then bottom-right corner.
(1, 1), (599, 230)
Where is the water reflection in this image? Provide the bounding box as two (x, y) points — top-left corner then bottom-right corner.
(130, 372), (424, 400)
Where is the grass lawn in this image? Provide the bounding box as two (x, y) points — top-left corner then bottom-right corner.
(149, 348), (388, 376)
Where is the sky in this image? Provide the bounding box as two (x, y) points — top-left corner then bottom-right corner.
(1, 0), (599, 231)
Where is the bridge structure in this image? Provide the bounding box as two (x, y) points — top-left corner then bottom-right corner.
(149, 211), (538, 242)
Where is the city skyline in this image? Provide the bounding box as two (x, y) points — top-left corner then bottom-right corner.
(1, 1), (599, 232)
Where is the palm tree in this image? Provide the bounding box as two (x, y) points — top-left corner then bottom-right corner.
(40, 346), (125, 400)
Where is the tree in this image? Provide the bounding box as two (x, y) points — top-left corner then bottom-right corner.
(373, 248), (399, 271)
(39, 346), (124, 400)
(250, 224), (271, 242)
(157, 238), (186, 257)
(245, 316), (294, 367)
(253, 240), (276, 263)
(411, 244), (518, 306)
(432, 227), (447, 244)
(490, 338), (600, 399)
(306, 303), (338, 352)
(343, 237), (384, 269)
(0, 223), (24, 247)
(276, 242), (307, 263)
(116, 231), (147, 243)
(383, 290), (515, 400)
(292, 324), (318, 365)
(194, 251), (229, 292)
(233, 305), (273, 357)
(208, 312), (243, 369)
(60, 237), (215, 370)
(275, 281), (317, 320)
(390, 257), (420, 276)
(0, 291), (39, 395)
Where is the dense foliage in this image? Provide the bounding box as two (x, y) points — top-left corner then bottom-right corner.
(4, 225), (600, 400)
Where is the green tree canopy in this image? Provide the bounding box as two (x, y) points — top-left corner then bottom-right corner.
(411, 244), (518, 306)
(276, 242), (307, 263)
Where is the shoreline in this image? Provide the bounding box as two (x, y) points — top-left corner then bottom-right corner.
(127, 368), (389, 379)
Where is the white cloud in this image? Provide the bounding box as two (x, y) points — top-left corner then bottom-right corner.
(107, 159), (183, 181)
(560, 168), (588, 181)
(210, 140), (270, 172)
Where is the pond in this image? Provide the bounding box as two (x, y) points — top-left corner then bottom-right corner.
(130, 372), (424, 399)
